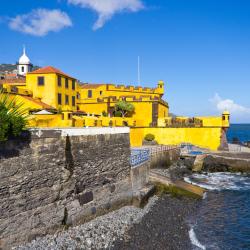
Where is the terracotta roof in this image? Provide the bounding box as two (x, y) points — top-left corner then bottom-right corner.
(29, 66), (75, 79)
(21, 96), (56, 110)
(5, 73), (17, 77)
(0, 78), (26, 85)
(80, 84), (104, 89)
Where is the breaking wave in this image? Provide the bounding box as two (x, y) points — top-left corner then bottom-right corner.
(184, 172), (250, 191)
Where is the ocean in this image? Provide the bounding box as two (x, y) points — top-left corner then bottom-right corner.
(227, 124), (250, 143)
(185, 124), (250, 250)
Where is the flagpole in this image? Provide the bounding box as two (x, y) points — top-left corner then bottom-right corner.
(137, 56), (140, 86)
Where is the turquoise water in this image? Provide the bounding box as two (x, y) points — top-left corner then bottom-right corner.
(227, 124), (250, 143)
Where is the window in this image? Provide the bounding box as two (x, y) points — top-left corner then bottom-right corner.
(58, 93), (62, 105)
(72, 96), (76, 106)
(100, 91), (103, 96)
(88, 90), (92, 98)
(38, 76), (44, 86)
(65, 95), (69, 105)
(58, 76), (61, 87)
(72, 80), (75, 90)
(11, 86), (18, 93)
(68, 113), (72, 120)
(65, 78), (69, 88)
(77, 92), (80, 99)
(21, 66), (25, 73)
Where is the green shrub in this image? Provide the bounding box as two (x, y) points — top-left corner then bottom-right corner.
(144, 133), (155, 141)
(0, 90), (28, 141)
(102, 110), (108, 117)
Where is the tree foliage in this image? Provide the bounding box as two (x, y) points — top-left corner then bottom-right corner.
(114, 101), (135, 117)
(0, 90), (28, 141)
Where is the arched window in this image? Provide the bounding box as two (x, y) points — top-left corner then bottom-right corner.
(21, 66), (25, 72)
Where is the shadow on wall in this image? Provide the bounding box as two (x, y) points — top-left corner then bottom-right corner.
(65, 135), (74, 178)
(0, 131), (32, 159)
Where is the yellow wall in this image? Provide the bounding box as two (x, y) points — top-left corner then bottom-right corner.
(26, 73), (77, 111)
(78, 81), (165, 101)
(130, 127), (223, 150)
(78, 100), (164, 127)
(77, 102), (108, 115)
(77, 81), (169, 125)
(158, 102), (169, 118)
(2, 93), (47, 114)
(28, 112), (73, 128)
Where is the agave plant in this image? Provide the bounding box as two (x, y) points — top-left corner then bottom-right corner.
(0, 89), (28, 141)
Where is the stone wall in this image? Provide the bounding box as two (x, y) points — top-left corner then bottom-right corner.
(0, 128), (132, 249)
(150, 148), (180, 169)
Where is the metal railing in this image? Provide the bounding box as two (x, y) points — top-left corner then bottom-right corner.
(149, 145), (179, 156)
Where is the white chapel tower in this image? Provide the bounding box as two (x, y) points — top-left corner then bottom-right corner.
(17, 47), (33, 76)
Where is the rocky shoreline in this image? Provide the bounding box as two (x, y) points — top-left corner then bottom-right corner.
(113, 195), (198, 250)
(15, 192), (198, 250)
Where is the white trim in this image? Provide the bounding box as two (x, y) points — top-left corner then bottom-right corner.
(29, 127), (130, 137)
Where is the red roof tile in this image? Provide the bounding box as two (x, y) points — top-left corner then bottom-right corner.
(0, 78), (26, 85)
(29, 66), (75, 79)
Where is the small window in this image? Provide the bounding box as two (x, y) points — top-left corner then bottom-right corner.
(65, 95), (69, 105)
(77, 92), (80, 99)
(72, 96), (76, 106)
(68, 113), (72, 120)
(38, 76), (44, 86)
(58, 76), (61, 87)
(58, 93), (62, 105)
(21, 66), (25, 73)
(100, 91), (103, 96)
(72, 80), (75, 90)
(88, 90), (92, 98)
(65, 78), (69, 88)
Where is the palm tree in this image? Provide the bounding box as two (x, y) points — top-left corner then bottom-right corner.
(0, 90), (28, 141)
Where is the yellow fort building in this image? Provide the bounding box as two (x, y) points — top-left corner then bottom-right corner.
(0, 49), (230, 150)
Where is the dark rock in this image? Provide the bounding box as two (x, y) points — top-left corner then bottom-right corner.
(203, 153), (250, 173)
(113, 195), (198, 250)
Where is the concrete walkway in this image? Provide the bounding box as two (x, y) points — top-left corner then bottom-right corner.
(149, 170), (205, 197)
(228, 143), (250, 153)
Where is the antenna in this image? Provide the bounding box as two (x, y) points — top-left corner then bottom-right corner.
(137, 56), (141, 86)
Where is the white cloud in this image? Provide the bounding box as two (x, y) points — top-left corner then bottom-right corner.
(68, 0), (144, 30)
(210, 93), (250, 114)
(9, 9), (72, 36)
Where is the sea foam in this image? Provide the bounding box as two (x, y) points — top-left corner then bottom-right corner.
(184, 172), (250, 191)
(189, 227), (206, 250)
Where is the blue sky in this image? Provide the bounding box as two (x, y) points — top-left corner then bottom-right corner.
(1, 0), (250, 122)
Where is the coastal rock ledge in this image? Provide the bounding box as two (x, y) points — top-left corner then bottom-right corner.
(202, 152), (250, 173)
